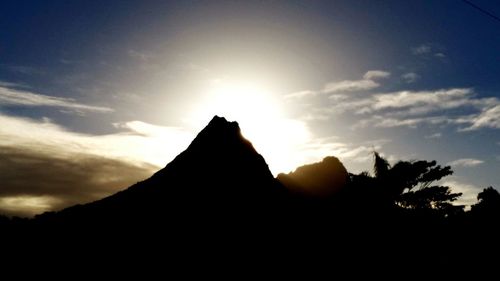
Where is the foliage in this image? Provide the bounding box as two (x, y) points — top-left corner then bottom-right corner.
(355, 152), (463, 216)
(470, 186), (500, 218)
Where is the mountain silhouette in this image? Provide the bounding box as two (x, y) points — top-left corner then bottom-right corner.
(2, 115), (497, 274)
(33, 116), (289, 231)
(278, 156), (348, 197)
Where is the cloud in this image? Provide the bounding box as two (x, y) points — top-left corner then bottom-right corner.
(293, 81), (499, 130)
(401, 72), (419, 83)
(447, 158), (484, 167)
(128, 49), (155, 61)
(355, 115), (450, 129)
(412, 44), (432, 55)
(322, 70), (390, 94)
(0, 146), (156, 217)
(460, 105), (500, 131)
(442, 179), (482, 207)
(293, 136), (394, 174)
(411, 44), (447, 58)
(0, 113), (194, 217)
(363, 70), (391, 80)
(2, 64), (45, 75)
(284, 90), (317, 99)
(319, 87), (499, 130)
(323, 79), (380, 93)
(283, 70), (391, 100)
(425, 133), (442, 139)
(0, 83), (113, 113)
(369, 88), (479, 114)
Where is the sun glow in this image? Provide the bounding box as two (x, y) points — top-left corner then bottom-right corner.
(190, 79), (311, 174)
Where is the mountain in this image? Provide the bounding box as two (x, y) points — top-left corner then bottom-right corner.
(3, 116), (487, 273)
(277, 156), (348, 197)
(34, 116), (289, 230)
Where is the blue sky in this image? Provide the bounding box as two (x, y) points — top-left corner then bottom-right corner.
(0, 0), (499, 216)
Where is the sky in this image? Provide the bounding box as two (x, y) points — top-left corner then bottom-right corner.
(0, 0), (499, 216)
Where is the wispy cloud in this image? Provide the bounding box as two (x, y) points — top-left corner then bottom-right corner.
(287, 73), (499, 130)
(128, 49), (155, 61)
(0, 113), (193, 217)
(293, 136), (394, 174)
(412, 44), (432, 55)
(363, 70), (391, 80)
(355, 115), (450, 129)
(425, 133), (442, 139)
(0, 83), (113, 113)
(322, 70), (390, 94)
(323, 79), (379, 94)
(283, 70), (391, 100)
(448, 158), (484, 167)
(284, 90), (317, 100)
(411, 43), (446, 58)
(460, 105), (500, 131)
(368, 88), (482, 115)
(321, 87), (499, 130)
(442, 179), (481, 207)
(1, 64), (45, 75)
(401, 72), (419, 83)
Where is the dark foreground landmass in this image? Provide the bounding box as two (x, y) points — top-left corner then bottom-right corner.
(1, 116), (498, 274)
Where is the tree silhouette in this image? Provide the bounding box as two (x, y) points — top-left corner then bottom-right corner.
(470, 186), (500, 220)
(353, 152), (463, 216)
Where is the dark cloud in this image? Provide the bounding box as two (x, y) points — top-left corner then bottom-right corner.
(0, 146), (156, 217)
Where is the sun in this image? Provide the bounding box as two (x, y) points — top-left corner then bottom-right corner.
(189, 79), (310, 175)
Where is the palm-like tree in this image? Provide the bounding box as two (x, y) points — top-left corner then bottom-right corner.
(369, 152), (463, 216)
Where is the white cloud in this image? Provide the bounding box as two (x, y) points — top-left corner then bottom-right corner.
(355, 115), (450, 129)
(283, 90), (317, 99)
(0, 84), (113, 113)
(325, 88), (491, 117)
(283, 70), (391, 100)
(323, 79), (380, 93)
(401, 72), (419, 83)
(448, 158), (484, 167)
(0, 113), (197, 216)
(322, 87), (499, 130)
(0, 113), (192, 168)
(322, 70), (390, 94)
(442, 179), (481, 207)
(460, 105), (500, 131)
(363, 70), (391, 80)
(412, 44), (431, 55)
(285, 73), (499, 132)
(435, 53), (446, 58)
(370, 88), (476, 114)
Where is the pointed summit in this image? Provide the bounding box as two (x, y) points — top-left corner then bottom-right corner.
(187, 115), (247, 152)
(157, 115), (274, 184)
(36, 116), (286, 227)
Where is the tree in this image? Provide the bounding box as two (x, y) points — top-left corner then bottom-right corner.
(470, 186), (500, 219)
(356, 152), (464, 217)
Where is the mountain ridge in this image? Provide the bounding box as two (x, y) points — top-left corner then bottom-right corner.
(33, 115), (288, 228)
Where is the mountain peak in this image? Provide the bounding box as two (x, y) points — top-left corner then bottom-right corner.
(34, 115), (284, 226)
(208, 115), (233, 126)
(150, 115), (275, 188)
(204, 115), (240, 134)
(187, 115), (245, 151)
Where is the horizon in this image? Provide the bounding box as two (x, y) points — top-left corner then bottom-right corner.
(0, 0), (499, 217)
